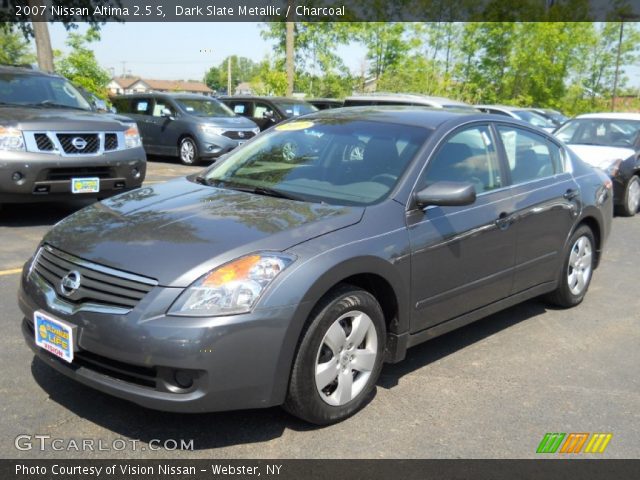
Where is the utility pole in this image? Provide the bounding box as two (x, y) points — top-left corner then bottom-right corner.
(611, 21), (624, 112)
(227, 56), (232, 95)
(285, 0), (295, 96)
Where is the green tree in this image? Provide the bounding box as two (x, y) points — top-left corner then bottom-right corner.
(55, 27), (110, 99)
(0, 25), (34, 65)
(204, 65), (222, 91)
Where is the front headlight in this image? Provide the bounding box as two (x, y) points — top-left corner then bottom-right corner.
(0, 126), (25, 151)
(199, 124), (226, 136)
(169, 253), (295, 316)
(122, 122), (142, 149)
(599, 158), (622, 177)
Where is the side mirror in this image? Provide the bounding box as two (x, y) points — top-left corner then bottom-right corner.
(263, 111), (275, 120)
(414, 181), (477, 208)
(161, 108), (173, 118)
(93, 99), (107, 112)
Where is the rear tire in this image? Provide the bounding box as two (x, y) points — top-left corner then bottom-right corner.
(618, 175), (640, 217)
(283, 285), (385, 425)
(545, 225), (595, 308)
(179, 137), (199, 166)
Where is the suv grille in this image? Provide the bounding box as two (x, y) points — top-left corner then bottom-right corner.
(45, 166), (114, 181)
(34, 134), (54, 151)
(222, 130), (256, 140)
(57, 134), (100, 154)
(33, 245), (157, 311)
(104, 133), (118, 151)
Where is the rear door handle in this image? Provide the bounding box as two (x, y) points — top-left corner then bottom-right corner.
(495, 212), (515, 230)
(563, 188), (580, 200)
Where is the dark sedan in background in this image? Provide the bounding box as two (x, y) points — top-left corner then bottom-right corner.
(19, 108), (612, 425)
(112, 93), (260, 165)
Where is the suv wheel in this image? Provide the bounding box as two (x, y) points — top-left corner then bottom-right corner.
(179, 137), (199, 165)
(545, 225), (595, 308)
(620, 175), (640, 217)
(284, 285), (385, 425)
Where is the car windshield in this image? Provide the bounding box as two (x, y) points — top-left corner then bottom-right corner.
(203, 118), (430, 206)
(512, 110), (555, 128)
(0, 72), (92, 110)
(555, 118), (640, 148)
(272, 101), (317, 118)
(174, 97), (235, 117)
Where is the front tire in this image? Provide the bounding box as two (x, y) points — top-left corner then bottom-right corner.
(619, 175), (640, 217)
(179, 137), (199, 165)
(545, 225), (595, 308)
(284, 285), (386, 425)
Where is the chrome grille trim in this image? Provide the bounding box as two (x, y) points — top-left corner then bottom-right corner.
(23, 131), (128, 156)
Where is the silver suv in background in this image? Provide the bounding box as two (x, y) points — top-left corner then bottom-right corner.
(343, 93), (479, 112)
(112, 93), (260, 165)
(0, 66), (146, 206)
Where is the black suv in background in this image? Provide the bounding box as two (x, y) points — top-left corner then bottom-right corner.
(112, 93), (259, 165)
(0, 66), (146, 206)
(220, 96), (317, 130)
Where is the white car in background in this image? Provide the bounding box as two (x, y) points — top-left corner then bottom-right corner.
(554, 113), (640, 216)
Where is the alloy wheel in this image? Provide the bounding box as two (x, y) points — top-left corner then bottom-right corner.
(567, 235), (593, 296)
(627, 178), (640, 214)
(180, 139), (196, 164)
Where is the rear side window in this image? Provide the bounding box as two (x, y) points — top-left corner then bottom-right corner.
(421, 125), (503, 194)
(497, 126), (561, 184)
(133, 99), (152, 115)
(112, 98), (131, 113)
(229, 101), (252, 115)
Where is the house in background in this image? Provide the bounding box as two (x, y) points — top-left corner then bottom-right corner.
(107, 77), (213, 96)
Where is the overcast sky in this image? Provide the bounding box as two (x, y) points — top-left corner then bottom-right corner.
(47, 22), (638, 87)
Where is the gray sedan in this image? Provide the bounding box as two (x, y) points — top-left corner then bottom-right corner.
(19, 108), (613, 425)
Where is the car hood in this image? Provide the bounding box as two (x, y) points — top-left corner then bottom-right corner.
(568, 144), (636, 167)
(43, 177), (364, 287)
(0, 106), (131, 131)
(195, 116), (257, 128)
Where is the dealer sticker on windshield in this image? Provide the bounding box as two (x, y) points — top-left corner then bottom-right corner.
(34, 311), (74, 363)
(275, 121), (314, 131)
(71, 177), (100, 194)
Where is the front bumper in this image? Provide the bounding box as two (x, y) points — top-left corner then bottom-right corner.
(18, 266), (299, 413)
(195, 133), (254, 159)
(0, 148), (146, 203)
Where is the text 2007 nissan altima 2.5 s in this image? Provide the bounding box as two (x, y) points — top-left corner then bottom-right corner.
(19, 108), (613, 425)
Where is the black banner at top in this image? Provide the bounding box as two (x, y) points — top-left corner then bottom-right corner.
(1, 0), (640, 22)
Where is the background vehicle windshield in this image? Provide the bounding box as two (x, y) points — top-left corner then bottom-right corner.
(0, 72), (92, 110)
(555, 118), (640, 147)
(272, 101), (317, 118)
(513, 110), (555, 128)
(205, 118), (430, 205)
(175, 97), (235, 117)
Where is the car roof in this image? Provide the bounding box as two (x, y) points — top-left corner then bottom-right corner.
(0, 64), (61, 78)
(574, 112), (640, 121)
(345, 93), (471, 107)
(308, 98), (342, 103)
(219, 96), (311, 103)
(113, 92), (214, 100)
(299, 105), (521, 130)
(476, 105), (527, 112)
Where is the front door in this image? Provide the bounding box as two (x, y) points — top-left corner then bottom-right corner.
(407, 124), (517, 333)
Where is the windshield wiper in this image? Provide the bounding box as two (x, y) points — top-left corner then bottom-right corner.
(210, 179), (303, 201)
(26, 101), (88, 111)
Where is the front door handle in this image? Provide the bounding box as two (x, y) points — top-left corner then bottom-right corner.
(495, 212), (515, 230)
(563, 188), (580, 200)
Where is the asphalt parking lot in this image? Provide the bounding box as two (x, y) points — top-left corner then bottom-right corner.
(1, 157), (638, 459)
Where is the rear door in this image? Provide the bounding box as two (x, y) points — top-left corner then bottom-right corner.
(145, 97), (181, 155)
(407, 124), (517, 333)
(128, 97), (156, 152)
(495, 124), (579, 294)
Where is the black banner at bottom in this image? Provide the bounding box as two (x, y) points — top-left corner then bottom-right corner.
(3, 459), (640, 480)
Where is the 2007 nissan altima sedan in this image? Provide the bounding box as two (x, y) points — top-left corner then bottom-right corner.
(19, 108), (613, 425)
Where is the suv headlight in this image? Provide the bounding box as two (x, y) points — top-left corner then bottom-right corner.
(0, 126), (25, 151)
(122, 122), (142, 149)
(199, 124), (226, 136)
(169, 253), (295, 316)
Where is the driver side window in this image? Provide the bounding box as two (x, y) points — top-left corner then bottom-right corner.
(421, 126), (503, 195)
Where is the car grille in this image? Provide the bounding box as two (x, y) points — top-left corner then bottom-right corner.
(57, 134), (100, 154)
(34, 134), (54, 151)
(45, 166), (114, 181)
(32, 245), (157, 311)
(104, 133), (118, 151)
(222, 130), (256, 140)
